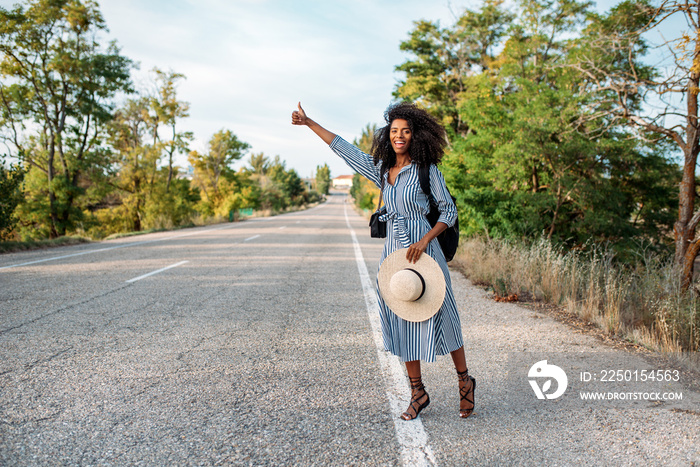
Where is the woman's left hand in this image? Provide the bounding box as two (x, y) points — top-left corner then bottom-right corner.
(406, 239), (429, 263)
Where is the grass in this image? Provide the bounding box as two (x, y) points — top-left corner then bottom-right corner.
(0, 235), (92, 254)
(453, 237), (700, 362)
(103, 224), (197, 241)
(1, 200), (326, 253)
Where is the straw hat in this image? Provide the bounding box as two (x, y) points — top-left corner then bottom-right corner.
(377, 248), (446, 322)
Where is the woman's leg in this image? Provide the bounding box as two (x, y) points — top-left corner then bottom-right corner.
(401, 360), (430, 420)
(405, 359), (422, 379)
(450, 346), (475, 418)
(450, 346), (468, 374)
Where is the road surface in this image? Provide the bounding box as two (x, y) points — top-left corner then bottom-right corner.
(1, 193), (698, 465)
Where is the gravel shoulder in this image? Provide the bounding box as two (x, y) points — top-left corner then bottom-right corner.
(424, 269), (700, 466)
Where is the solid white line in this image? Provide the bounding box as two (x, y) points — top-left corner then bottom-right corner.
(126, 261), (189, 283)
(343, 205), (436, 466)
(0, 223), (238, 271)
(244, 235), (261, 242)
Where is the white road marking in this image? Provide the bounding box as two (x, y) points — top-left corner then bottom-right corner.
(125, 261), (189, 283)
(278, 226), (287, 230)
(0, 223), (238, 270)
(244, 235), (261, 242)
(1, 204), (331, 271)
(343, 205), (437, 466)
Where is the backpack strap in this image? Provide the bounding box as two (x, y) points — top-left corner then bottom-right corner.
(419, 165), (436, 208)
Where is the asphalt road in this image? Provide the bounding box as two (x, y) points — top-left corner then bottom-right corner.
(1, 193), (699, 466)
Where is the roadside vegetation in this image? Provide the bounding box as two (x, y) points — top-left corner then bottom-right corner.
(344, 0), (700, 356)
(3, 0), (700, 357)
(0, 0), (330, 246)
(0, 235), (91, 254)
(454, 238), (699, 357)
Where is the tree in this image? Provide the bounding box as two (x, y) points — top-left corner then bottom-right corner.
(396, 0), (680, 251)
(188, 129), (249, 209)
(107, 97), (159, 231)
(315, 163), (331, 195)
(150, 68), (192, 192)
(351, 124), (380, 210)
(248, 152), (270, 177)
(354, 123), (377, 153)
(258, 156), (301, 210)
(243, 154), (307, 211)
(267, 156), (305, 201)
(395, 0), (514, 136)
(569, 0), (700, 287)
(0, 157), (25, 240)
(0, 0), (133, 237)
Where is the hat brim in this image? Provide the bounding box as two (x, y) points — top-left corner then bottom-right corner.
(377, 248), (446, 322)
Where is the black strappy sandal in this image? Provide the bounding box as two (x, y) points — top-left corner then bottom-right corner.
(400, 376), (430, 421)
(457, 370), (476, 418)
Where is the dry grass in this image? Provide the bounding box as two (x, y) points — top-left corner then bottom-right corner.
(0, 235), (92, 254)
(454, 237), (700, 358)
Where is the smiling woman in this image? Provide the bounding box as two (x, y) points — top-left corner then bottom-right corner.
(292, 101), (476, 422)
(369, 103), (448, 186)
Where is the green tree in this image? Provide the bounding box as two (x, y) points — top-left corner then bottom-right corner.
(395, 0), (514, 135)
(568, 0), (699, 286)
(141, 169), (200, 231)
(0, 157), (25, 240)
(107, 97), (159, 232)
(267, 156), (306, 206)
(248, 152), (270, 177)
(244, 154), (308, 211)
(396, 0), (680, 251)
(315, 163), (331, 195)
(354, 123), (377, 153)
(0, 0), (133, 237)
(150, 68), (192, 192)
(189, 129), (249, 213)
(350, 124), (380, 210)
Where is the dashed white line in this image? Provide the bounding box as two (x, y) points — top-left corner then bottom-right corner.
(244, 235), (261, 242)
(126, 261), (189, 283)
(343, 204), (436, 466)
(278, 226), (287, 230)
(0, 223), (238, 270)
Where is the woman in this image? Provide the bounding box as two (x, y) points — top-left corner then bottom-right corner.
(291, 101), (475, 421)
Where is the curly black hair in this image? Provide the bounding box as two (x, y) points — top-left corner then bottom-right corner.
(370, 102), (447, 178)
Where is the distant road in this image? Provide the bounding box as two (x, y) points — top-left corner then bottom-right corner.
(1, 193), (698, 466)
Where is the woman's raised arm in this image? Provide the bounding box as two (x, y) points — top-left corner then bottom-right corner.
(291, 102), (336, 145)
(293, 102), (381, 186)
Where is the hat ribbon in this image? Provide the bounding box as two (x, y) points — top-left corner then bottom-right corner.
(404, 268), (426, 301)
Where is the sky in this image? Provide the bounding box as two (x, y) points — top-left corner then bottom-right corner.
(95, 0), (477, 179)
(0, 0), (687, 178)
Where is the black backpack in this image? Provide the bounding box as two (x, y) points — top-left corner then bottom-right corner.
(419, 165), (459, 262)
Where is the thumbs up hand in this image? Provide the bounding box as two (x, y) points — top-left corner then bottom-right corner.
(291, 102), (308, 126)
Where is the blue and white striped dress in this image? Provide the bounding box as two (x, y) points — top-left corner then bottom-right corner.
(330, 136), (464, 363)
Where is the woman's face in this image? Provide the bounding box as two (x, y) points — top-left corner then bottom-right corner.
(390, 119), (411, 157)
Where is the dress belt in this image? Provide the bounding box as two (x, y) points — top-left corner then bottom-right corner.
(379, 211), (414, 248)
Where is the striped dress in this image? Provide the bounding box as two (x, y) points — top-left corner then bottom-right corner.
(330, 136), (464, 363)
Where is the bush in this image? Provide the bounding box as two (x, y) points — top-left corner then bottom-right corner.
(455, 237), (700, 355)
